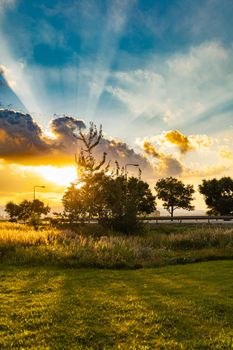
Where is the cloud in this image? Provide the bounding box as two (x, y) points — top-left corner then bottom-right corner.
(106, 42), (233, 133)
(164, 130), (194, 154)
(219, 146), (233, 161)
(163, 131), (213, 153)
(143, 141), (183, 176)
(182, 165), (230, 179)
(142, 137), (232, 179)
(0, 109), (49, 163)
(0, 64), (17, 89)
(188, 134), (213, 149)
(0, 109), (153, 175)
(137, 130), (214, 156)
(50, 115), (86, 140)
(0, 0), (16, 13)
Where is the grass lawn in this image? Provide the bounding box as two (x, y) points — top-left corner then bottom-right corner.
(1, 261), (233, 349)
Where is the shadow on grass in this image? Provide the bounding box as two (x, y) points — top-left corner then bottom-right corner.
(1, 263), (233, 349)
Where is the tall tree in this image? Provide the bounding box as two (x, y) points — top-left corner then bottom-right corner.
(199, 177), (233, 215)
(155, 177), (195, 218)
(71, 123), (110, 222)
(76, 122), (108, 179)
(62, 172), (109, 223)
(63, 123), (155, 232)
(104, 175), (156, 233)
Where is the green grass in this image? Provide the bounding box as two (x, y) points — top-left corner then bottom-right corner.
(1, 222), (233, 268)
(1, 261), (233, 349)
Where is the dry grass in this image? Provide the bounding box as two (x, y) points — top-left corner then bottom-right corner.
(0, 222), (233, 268)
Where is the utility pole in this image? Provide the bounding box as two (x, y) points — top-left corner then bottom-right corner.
(124, 163), (139, 179)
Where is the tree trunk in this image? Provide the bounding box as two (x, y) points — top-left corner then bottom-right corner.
(171, 206), (174, 222)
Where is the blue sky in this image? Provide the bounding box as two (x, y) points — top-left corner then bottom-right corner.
(0, 0), (232, 137)
(0, 0), (233, 210)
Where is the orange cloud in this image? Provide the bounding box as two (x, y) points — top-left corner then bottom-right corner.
(164, 130), (194, 154)
(143, 140), (183, 176)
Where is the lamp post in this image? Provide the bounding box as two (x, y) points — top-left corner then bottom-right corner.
(33, 186), (45, 201)
(124, 163), (139, 179)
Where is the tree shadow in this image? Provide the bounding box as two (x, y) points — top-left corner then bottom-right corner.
(1, 264), (233, 349)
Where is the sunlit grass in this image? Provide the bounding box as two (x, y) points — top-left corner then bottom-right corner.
(0, 261), (233, 349)
(0, 222), (233, 268)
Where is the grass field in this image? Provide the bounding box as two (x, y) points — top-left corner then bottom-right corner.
(1, 223), (233, 268)
(1, 261), (233, 349)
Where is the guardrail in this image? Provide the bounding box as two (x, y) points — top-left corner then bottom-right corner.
(1, 216), (233, 225)
(142, 215), (233, 223)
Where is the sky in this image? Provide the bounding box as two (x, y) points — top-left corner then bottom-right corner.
(0, 0), (232, 213)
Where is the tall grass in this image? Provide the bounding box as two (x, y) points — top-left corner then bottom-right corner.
(0, 222), (233, 268)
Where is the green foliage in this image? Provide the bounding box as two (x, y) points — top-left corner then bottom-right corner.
(63, 123), (110, 223)
(64, 122), (155, 233)
(155, 177), (195, 217)
(63, 174), (156, 233)
(62, 183), (87, 223)
(63, 172), (110, 223)
(103, 175), (156, 233)
(1, 262), (233, 349)
(199, 177), (233, 215)
(5, 200), (50, 224)
(1, 222), (233, 268)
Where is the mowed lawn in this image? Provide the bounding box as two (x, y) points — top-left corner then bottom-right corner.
(1, 261), (233, 349)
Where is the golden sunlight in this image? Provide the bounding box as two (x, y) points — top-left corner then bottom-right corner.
(23, 165), (78, 187)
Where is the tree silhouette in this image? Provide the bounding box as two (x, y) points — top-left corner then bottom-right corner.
(63, 172), (109, 223)
(5, 199), (50, 223)
(63, 123), (154, 232)
(101, 175), (156, 233)
(199, 177), (233, 215)
(5, 202), (20, 221)
(75, 122), (109, 178)
(155, 177), (195, 218)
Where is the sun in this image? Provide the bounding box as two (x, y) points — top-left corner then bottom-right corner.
(36, 166), (78, 186)
(24, 165), (78, 187)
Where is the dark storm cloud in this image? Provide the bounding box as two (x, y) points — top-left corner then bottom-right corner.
(0, 109), (47, 159)
(0, 109), (153, 174)
(0, 109), (85, 164)
(50, 115), (86, 140)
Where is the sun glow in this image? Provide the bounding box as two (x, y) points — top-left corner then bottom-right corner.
(37, 166), (78, 186)
(23, 165), (78, 187)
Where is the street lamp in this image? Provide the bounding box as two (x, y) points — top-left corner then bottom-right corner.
(124, 163), (139, 179)
(33, 186), (46, 201)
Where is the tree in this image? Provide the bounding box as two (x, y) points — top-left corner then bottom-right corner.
(103, 175), (156, 233)
(76, 122), (109, 179)
(5, 202), (20, 221)
(63, 172), (113, 223)
(65, 123), (110, 222)
(5, 199), (50, 223)
(155, 177), (195, 218)
(199, 177), (233, 215)
(31, 199), (50, 217)
(63, 122), (155, 232)
(17, 200), (32, 222)
(62, 183), (86, 223)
